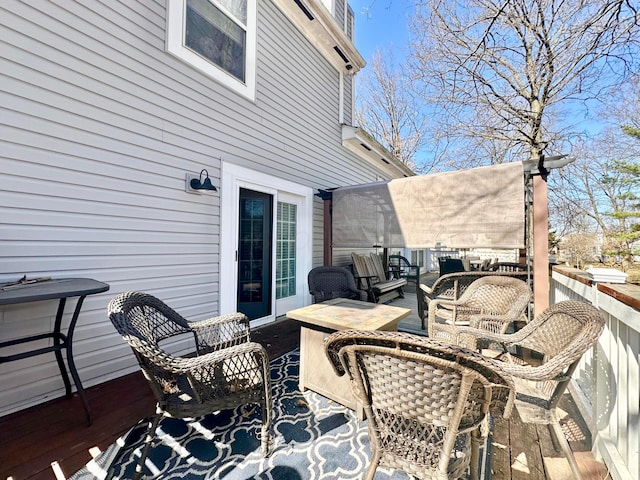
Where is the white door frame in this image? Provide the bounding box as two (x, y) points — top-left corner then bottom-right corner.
(220, 162), (313, 326)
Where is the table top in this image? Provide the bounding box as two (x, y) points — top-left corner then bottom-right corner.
(0, 278), (110, 305)
(286, 298), (411, 331)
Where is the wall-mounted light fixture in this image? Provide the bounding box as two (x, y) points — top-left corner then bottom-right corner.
(186, 169), (217, 193)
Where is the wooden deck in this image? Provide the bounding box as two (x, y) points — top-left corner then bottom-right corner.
(0, 283), (610, 480)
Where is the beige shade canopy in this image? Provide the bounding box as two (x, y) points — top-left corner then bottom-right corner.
(332, 162), (525, 249)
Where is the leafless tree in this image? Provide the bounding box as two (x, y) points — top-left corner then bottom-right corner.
(550, 124), (639, 267)
(559, 232), (599, 269)
(409, 0), (640, 165)
(550, 73), (640, 235)
(355, 50), (433, 172)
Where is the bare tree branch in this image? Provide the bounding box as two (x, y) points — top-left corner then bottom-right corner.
(355, 49), (432, 171)
(410, 0), (640, 164)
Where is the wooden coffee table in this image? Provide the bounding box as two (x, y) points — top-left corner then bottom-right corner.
(286, 298), (411, 418)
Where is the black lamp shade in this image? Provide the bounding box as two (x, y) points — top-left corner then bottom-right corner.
(191, 169), (217, 191)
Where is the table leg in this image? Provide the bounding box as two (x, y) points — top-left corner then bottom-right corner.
(66, 295), (92, 425)
(53, 298), (73, 397)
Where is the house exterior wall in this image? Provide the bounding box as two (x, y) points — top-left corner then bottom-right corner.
(0, 0), (400, 416)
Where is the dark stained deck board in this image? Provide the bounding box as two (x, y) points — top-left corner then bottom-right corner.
(0, 312), (606, 480)
(490, 416), (512, 479)
(1, 373), (154, 480)
(509, 414), (547, 480)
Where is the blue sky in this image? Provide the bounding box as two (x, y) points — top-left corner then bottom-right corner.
(349, 0), (413, 63)
(347, 0), (605, 142)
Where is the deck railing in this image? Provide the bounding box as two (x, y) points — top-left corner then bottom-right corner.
(551, 266), (640, 480)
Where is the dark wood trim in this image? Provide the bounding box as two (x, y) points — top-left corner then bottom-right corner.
(553, 265), (640, 310)
(323, 197), (332, 266)
(553, 266), (593, 286)
(598, 283), (640, 311)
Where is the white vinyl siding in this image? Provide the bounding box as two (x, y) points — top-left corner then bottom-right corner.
(0, 0), (399, 417)
(343, 73), (354, 125)
(345, 4), (354, 39)
(334, 0), (345, 28)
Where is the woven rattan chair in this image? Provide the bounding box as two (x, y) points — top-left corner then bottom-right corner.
(307, 266), (367, 303)
(325, 330), (514, 480)
(108, 291), (272, 479)
(417, 271), (529, 331)
(456, 300), (605, 480)
(428, 276), (531, 346)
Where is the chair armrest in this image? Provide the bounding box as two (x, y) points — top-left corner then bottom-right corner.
(165, 341), (269, 375)
(420, 283), (435, 295)
(454, 326), (512, 346)
(469, 313), (518, 335)
(353, 274), (378, 288)
(161, 342), (270, 401)
(430, 298), (482, 321)
(189, 312), (250, 352)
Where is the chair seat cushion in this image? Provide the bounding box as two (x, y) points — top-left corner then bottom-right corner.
(372, 278), (407, 293)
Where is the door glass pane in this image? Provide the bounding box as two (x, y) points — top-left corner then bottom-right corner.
(238, 198), (264, 303)
(276, 202), (297, 299)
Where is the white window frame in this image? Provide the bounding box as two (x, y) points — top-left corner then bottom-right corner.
(166, 0), (257, 101)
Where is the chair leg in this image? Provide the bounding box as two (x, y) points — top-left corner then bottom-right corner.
(469, 428), (482, 480)
(259, 401), (271, 458)
(550, 418), (583, 480)
(260, 381), (273, 457)
(364, 451), (382, 480)
(134, 409), (162, 480)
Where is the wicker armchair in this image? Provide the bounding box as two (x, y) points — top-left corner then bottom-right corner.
(307, 266), (367, 303)
(107, 291), (272, 478)
(428, 276), (531, 346)
(417, 270), (529, 331)
(456, 301), (605, 480)
(325, 330), (514, 480)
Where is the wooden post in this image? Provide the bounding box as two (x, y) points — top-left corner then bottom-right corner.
(532, 174), (550, 316)
(323, 196), (332, 266)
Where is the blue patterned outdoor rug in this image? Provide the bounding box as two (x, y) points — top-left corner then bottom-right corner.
(72, 350), (489, 479)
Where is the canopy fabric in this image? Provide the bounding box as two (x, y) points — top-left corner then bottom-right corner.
(332, 162), (525, 249)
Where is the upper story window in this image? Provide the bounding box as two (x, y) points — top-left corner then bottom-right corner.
(167, 0), (256, 101)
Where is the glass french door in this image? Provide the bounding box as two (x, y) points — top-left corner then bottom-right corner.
(237, 188), (273, 320)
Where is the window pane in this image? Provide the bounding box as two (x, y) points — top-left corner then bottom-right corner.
(186, 0), (246, 82)
(276, 202), (297, 299)
(214, 0), (247, 25)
